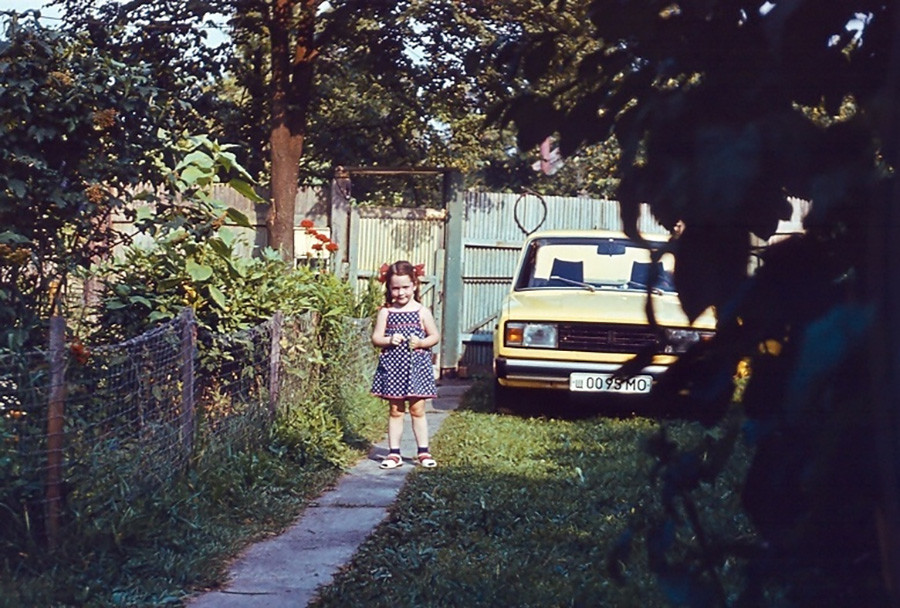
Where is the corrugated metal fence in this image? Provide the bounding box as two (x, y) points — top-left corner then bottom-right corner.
(189, 184), (807, 376)
(454, 192), (668, 372)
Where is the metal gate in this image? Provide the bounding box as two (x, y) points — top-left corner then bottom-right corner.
(346, 204), (447, 368)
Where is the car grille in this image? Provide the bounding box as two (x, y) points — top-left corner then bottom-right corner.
(557, 323), (662, 354)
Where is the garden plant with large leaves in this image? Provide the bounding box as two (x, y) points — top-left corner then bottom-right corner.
(0, 14), (177, 350)
(495, 2), (898, 605)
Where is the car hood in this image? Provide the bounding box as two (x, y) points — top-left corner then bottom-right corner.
(502, 288), (716, 329)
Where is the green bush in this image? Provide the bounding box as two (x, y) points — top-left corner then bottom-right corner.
(94, 233), (315, 342)
(1, 199), (386, 605)
(274, 308), (383, 469)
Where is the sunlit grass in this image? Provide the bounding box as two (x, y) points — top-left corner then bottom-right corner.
(310, 378), (753, 608)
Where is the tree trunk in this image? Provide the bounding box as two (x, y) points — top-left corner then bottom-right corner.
(267, 0), (317, 261)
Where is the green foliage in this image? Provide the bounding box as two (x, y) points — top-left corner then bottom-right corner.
(292, 281), (384, 451)
(158, 132), (264, 206)
(273, 390), (357, 468)
(95, 237), (311, 341)
(493, 2), (897, 604)
(49, 0), (621, 205)
(85, 131), (284, 343)
(50, 0), (226, 140)
(0, 311), (383, 607)
(0, 15), (175, 349)
(350, 276), (383, 320)
(409, 0), (623, 196)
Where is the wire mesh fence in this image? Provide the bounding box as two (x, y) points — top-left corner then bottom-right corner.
(0, 347), (55, 552)
(0, 308), (373, 553)
(317, 316), (379, 447)
(195, 313), (279, 457)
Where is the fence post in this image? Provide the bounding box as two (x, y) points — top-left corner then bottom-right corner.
(269, 312), (283, 415)
(45, 316), (66, 550)
(330, 166), (352, 278)
(440, 170), (464, 375)
(180, 308), (196, 456)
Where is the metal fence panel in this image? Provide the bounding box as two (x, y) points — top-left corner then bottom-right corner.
(348, 205), (446, 369)
(458, 193), (668, 372)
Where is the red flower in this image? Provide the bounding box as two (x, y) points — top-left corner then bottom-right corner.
(312, 243), (323, 251)
(377, 263), (390, 283)
(316, 233), (329, 242)
(300, 219), (314, 228)
(325, 242), (339, 252)
(414, 263), (425, 277)
(307, 228), (319, 238)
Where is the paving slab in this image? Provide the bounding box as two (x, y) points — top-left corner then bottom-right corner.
(187, 378), (469, 607)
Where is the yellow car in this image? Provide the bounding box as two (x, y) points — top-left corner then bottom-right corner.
(492, 230), (716, 407)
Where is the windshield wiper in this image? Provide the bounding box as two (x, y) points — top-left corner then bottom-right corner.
(625, 280), (664, 295)
(549, 275), (595, 292)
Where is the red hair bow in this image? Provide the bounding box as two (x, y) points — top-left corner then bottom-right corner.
(377, 262), (426, 283)
(377, 263), (390, 283)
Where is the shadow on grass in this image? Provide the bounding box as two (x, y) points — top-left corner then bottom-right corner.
(312, 381), (753, 608)
(311, 438), (669, 608)
(461, 377), (696, 422)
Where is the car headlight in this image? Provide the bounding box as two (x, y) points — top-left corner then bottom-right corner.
(664, 328), (715, 353)
(505, 322), (558, 348)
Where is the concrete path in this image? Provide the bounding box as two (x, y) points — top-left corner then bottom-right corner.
(187, 379), (469, 607)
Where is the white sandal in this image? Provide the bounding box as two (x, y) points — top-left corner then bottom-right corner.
(417, 453), (437, 468)
(379, 453), (403, 469)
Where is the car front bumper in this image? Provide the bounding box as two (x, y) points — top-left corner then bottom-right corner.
(494, 356), (669, 390)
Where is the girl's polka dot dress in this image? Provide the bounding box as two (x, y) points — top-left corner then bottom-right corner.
(371, 309), (437, 400)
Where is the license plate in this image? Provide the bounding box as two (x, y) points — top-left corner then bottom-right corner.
(569, 372), (653, 394)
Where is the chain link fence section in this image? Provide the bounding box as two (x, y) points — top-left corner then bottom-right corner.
(0, 347), (54, 553)
(195, 313), (286, 457)
(0, 312), (196, 551)
(327, 316), (378, 446)
(338, 316), (377, 390)
(276, 312), (321, 418)
(63, 312), (194, 546)
(0, 308), (353, 552)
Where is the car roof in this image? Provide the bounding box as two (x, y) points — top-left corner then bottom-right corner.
(524, 229), (670, 243)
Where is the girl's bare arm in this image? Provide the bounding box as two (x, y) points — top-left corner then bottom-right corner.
(371, 308), (392, 348)
(411, 306), (441, 349)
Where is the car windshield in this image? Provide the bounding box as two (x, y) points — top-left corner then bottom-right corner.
(515, 237), (676, 293)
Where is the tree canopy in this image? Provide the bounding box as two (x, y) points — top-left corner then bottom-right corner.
(49, 0), (626, 213)
(495, 1), (898, 604)
(0, 13), (173, 347)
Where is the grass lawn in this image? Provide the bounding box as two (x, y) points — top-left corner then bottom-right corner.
(309, 378), (753, 608)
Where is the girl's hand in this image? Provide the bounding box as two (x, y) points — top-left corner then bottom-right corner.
(390, 333), (406, 346)
(409, 336), (421, 350)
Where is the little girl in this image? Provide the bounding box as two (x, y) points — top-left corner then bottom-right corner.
(370, 261), (440, 469)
